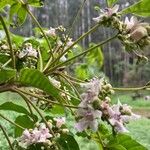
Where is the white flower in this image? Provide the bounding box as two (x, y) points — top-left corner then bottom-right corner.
(66, 38), (73, 47)
(64, 38), (74, 50)
(54, 117), (66, 128)
(60, 55), (67, 62)
(124, 16), (139, 30)
(18, 43), (38, 58)
(45, 27), (56, 37)
(48, 77), (61, 88)
(93, 5), (119, 22)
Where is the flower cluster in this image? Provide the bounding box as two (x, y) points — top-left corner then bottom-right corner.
(18, 43), (38, 59)
(123, 16), (150, 49)
(18, 118), (68, 149)
(101, 100), (140, 133)
(75, 78), (140, 133)
(75, 78), (111, 132)
(19, 123), (52, 148)
(93, 5), (150, 51)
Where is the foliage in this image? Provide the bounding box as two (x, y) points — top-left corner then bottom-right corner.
(0, 0), (149, 150)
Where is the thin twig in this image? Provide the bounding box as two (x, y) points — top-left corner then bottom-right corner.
(0, 15), (15, 69)
(46, 23), (101, 72)
(0, 124), (14, 150)
(18, 0), (54, 60)
(14, 88), (81, 109)
(47, 33), (118, 74)
(0, 113), (25, 130)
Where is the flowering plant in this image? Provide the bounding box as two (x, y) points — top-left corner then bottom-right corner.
(0, 0), (150, 150)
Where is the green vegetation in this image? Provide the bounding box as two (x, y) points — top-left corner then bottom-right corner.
(0, 92), (150, 150)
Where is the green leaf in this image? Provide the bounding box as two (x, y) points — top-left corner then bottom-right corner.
(121, 0), (150, 17)
(108, 144), (127, 150)
(16, 5), (27, 26)
(0, 102), (30, 115)
(50, 105), (65, 114)
(75, 64), (89, 80)
(9, 2), (21, 24)
(0, 54), (10, 64)
(0, 68), (16, 84)
(19, 68), (60, 98)
(87, 43), (104, 67)
(107, 134), (148, 150)
(117, 134), (147, 150)
(107, 0), (118, 7)
(9, 3), (27, 27)
(0, 0), (14, 9)
(15, 115), (34, 137)
(28, 0), (44, 7)
(57, 134), (80, 150)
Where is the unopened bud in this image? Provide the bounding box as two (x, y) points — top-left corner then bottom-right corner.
(105, 96), (111, 102)
(62, 129), (69, 134)
(46, 140), (52, 145)
(130, 26), (148, 41)
(110, 90), (115, 95)
(92, 100), (101, 109)
(145, 26), (150, 35)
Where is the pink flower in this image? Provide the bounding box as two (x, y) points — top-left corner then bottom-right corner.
(80, 78), (102, 103)
(124, 16), (139, 31)
(124, 16), (148, 41)
(19, 123), (52, 148)
(54, 117), (66, 128)
(75, 107), (102, 132)
(106, 101), (140, 133)
(93, 5), (119, 22)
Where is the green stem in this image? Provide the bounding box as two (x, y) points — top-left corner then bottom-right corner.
(113, 86), (150, 91)
(1, 58), (12, 68)
(59, 73), (81, 99)
(37, 48), (43, 72)
(20, 2), (53, 59)
(14, 88), (81, 109)
(46, 23), (101, 72)
(47, 33), (118, 74)
(24, 99), (34, 117)
(96, 132), (104, 150)
(57, 72), (85, 83)
(0, 15), (15, 69)
(0, 124), (14, 150)
(0, 113), (24, 130)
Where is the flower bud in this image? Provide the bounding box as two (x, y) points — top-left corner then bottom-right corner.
(62, 129), (69, 134)
(146, 26), (150, 35)
(109, 90), (115, 95)
(130, 26), (148, 41)
(92, 100), (101, 109)
(47, 121), (53, 129)
(144, 36), (150, 45)
(105, 96), (111, 102)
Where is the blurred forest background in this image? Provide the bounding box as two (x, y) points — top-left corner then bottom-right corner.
(5, 0), (150, 86)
